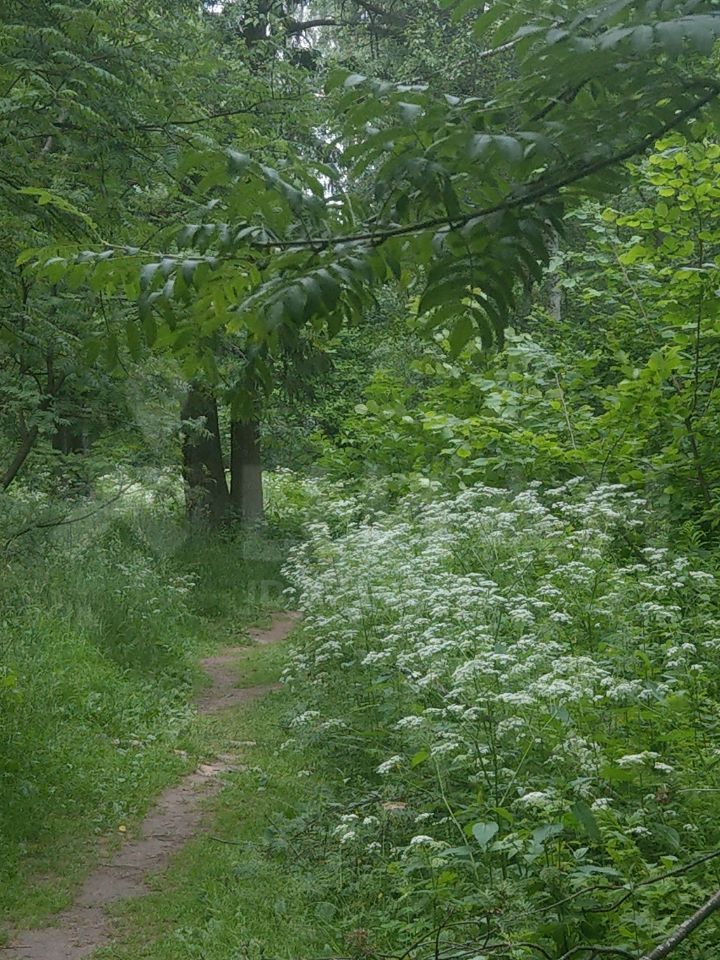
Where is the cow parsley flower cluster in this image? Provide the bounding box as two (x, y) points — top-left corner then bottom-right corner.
(281, 480), (720, 943)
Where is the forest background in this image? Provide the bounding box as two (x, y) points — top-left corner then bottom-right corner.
(2, 2), (720, 959)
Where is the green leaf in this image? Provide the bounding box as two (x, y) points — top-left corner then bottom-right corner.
(685, 16), (720, 55)
(469, 134), (492, 160)
(532, 823), (564, 846)
(326, 67), (350, 92)
(18, 186), (97, 230)
(448, 0), (483, 20)
(632, 24), (654, 52)
(486, 9), (524, 45)
(495, 135), (523, 164)
(469, 306), (494, 349)
(449, 314), (475, 356)
(398, 101), (423, 123)
(283, 284), (307, 324)
(227, 150), (250, 175)
(181, 259), (199, 286)
(314, 901), (337, 922)
(471, 821), (499, 850)
(419, 274), (468, 315)
(177, 224), (200, 248)
(140, 262), (160, 291)
(656, 21), (684, 56)
(619, 244), (649, 265)
(571, 801), (601, 842)
(470, 0), (509, 37)
(83, 336), (104, 365)
(141, 309), (157, 346)
(411, 749), (429, 767)
(103, 334), (119, 370)
(652, 824), (681, 853)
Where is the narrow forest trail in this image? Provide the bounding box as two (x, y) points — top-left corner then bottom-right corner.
(2, 613), (299, 960)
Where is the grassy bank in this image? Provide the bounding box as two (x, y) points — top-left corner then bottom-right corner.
(0, 494), (288, 929)
(97, 638), (386, 960)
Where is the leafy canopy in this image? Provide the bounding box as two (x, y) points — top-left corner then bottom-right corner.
(23, 0), (720, 397)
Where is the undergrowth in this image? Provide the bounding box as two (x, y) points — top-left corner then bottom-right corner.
(5, 473), (720, 960)
(279, 479), (720, 960)
(0, 484), (288, 927)
(98, 649), (393, 960)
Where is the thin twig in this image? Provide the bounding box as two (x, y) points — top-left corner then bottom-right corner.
(3, 485), (131, 551)
(590, 850), (720, 914)
(639, 888), (720, 960)
(559, 949), (634, 959)
(516, 849), (720, 922)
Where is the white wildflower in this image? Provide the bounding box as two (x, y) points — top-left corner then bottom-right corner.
(617, 752), (660, 767)
(377, 755), (403, 775)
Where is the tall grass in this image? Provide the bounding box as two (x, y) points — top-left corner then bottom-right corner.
(0, 484), (289, 925)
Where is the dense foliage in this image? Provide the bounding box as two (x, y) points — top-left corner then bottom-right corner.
(3, 1), (720, 957)
(282, 478), (720, 958)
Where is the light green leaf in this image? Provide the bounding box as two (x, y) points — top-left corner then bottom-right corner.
(571, 802), (601, 842)
(471, 821), (499, 850)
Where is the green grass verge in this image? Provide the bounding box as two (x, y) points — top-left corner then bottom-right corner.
(97, 654), (334, 960)
(0, 507), (290, 933)
(96, 638), (394, 960)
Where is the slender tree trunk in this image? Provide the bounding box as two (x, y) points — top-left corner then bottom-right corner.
(52, 423), (86, 454)
(180, 384), (229, 522)
(670, 375), (714, 511)
(1, 357), (65, 490)
(547, 231), (563, 322)
(1, 424), (39, 490)
(684, 415), (713, 509)
(230, 418), (264, 521)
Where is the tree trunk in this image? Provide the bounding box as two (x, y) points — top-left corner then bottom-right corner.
(180, 384), (229, 522)
(242, 0), (274, 44)
(230, 418), (264, 522)
(1, 424), (39, 491)
(2, 357), (61, 490)
(52, 423), (86, 454)
(547, 231), (563, 322)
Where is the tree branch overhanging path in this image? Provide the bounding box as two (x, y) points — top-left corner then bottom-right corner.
(95, 81), (720, 270)
(242, 82), (720, 254)
(26, 2), (720, 379)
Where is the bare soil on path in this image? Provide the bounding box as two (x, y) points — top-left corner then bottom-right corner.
(1, 612), (299, 960)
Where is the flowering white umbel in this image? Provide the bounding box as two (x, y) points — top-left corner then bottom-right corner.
(376, 755), (403, 775)
(281, 477), (720, 913)
(616, 751), (660, 767)
(516, 791), (553, 807)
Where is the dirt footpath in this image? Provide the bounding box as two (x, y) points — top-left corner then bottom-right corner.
(2, 613), (299, 960)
